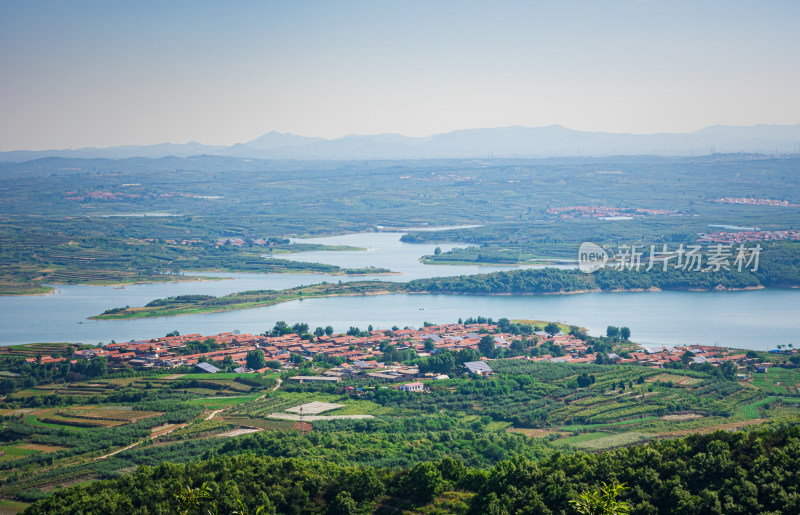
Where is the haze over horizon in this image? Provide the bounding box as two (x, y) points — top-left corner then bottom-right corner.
(2, 0), (799, 151)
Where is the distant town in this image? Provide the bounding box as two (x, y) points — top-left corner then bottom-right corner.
(697, 229), (800, 244)
(711, 197), (800, 207)
(546, 205), (681, 220)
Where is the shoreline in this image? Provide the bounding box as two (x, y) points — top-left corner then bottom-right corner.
(419, 258), (575, 267)
(89, 283), (777, 321)
(90, 290), (400, 321)
(0, 275), (231, 297)
(90, 283), (403, 321)
(1, 267), (403, 298)
(0, 286), (58, 296)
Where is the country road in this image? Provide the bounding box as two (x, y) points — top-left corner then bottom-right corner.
(95, 377), (282, 460)
(94, 422), (188, 460)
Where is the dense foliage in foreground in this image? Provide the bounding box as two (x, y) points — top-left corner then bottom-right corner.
(24, 424), (800, 514)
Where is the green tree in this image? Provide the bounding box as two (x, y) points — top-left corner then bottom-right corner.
(478, 335), (495, 357)
(457, 348), (480, 363)
(577, 373), (593, 388)
(402, 462), (444, 504)
(545, 322), (561, 335)
(620, 327), (631, 340)
(438, 456), (467, 485)
(246, 350), (267, 370)
(344, 469), (384, 503)
(569, 482), (630, 515)
(271, 321), (292, 336)
(720, 360), (738, 380)
(173, 482), (213, 515)
(86, 356), (107, 378)
(327, 491), (357, 515)
(570, 325), (587, 338)
(222, 355), (235, 370)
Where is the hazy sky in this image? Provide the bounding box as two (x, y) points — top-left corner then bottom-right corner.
(1, 0), (799, 150)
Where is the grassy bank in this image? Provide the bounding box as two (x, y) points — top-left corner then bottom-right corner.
(92, 281), (405, 320)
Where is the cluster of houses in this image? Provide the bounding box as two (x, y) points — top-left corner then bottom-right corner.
(697, 229), (800, 245)
(546, 205), (679, 220)
(213, 238), (286, 247)
(614, 345), (747, 367)
(711, 197), (799, 207)
(89, 324), (497, 371)
(130, 237), (277, 247)
(25, 323), (776, 383)
(64, 190), (218, 202)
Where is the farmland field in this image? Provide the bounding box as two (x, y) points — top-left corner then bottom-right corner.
(752, 367), (800, 395)
(0, 342), (799, 510)
(185, 394), (262, 408)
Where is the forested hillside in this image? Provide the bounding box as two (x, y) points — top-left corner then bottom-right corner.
(23, 425), (800, 514)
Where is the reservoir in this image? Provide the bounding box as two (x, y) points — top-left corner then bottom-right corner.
(0, 230), (798, 349)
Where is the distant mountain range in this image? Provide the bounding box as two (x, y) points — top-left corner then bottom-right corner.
(2, 124), (800, 162)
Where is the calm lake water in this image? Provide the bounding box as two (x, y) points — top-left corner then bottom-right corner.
(1, 229), (798, 349)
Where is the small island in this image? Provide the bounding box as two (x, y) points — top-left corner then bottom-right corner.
(93, 281), (404, 320)
(91, 262), (798, 320)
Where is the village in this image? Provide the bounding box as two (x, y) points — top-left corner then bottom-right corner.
(711, 197), (800, 207)
(26, 321), (784, 388)
(546, 205), (681, 220)
(697, 228), (800, 245)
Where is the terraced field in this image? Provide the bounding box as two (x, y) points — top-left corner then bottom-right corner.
(559, 431), (653, 450)
(8, 372), (276, 405)
(0, 343), (82, 359)
(752, 367), (800, 395)
(21, 406), (164, 430)
(59, 406), (162, 422)
(645, 373), (703, 386)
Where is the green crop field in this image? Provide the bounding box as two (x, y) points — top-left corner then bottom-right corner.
(0, 445), (39, 463)
(752, 367), (800, 395)
(185, 394), (262, 408)
(736, 397), (777, 419)
(571, 431), (653, 450)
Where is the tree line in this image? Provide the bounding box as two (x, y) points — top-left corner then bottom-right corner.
(23, 424), (800, 514)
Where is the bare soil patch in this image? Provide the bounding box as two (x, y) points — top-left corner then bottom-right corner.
(659, 418), (767, 436)
(17, 444), (67, 453)
(217, 428), (263, 437)
(661, 413), (703, 421)
(506, 427), (568, 438)
(267, 413), (374, 421)
(285, 402), (344, 415)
